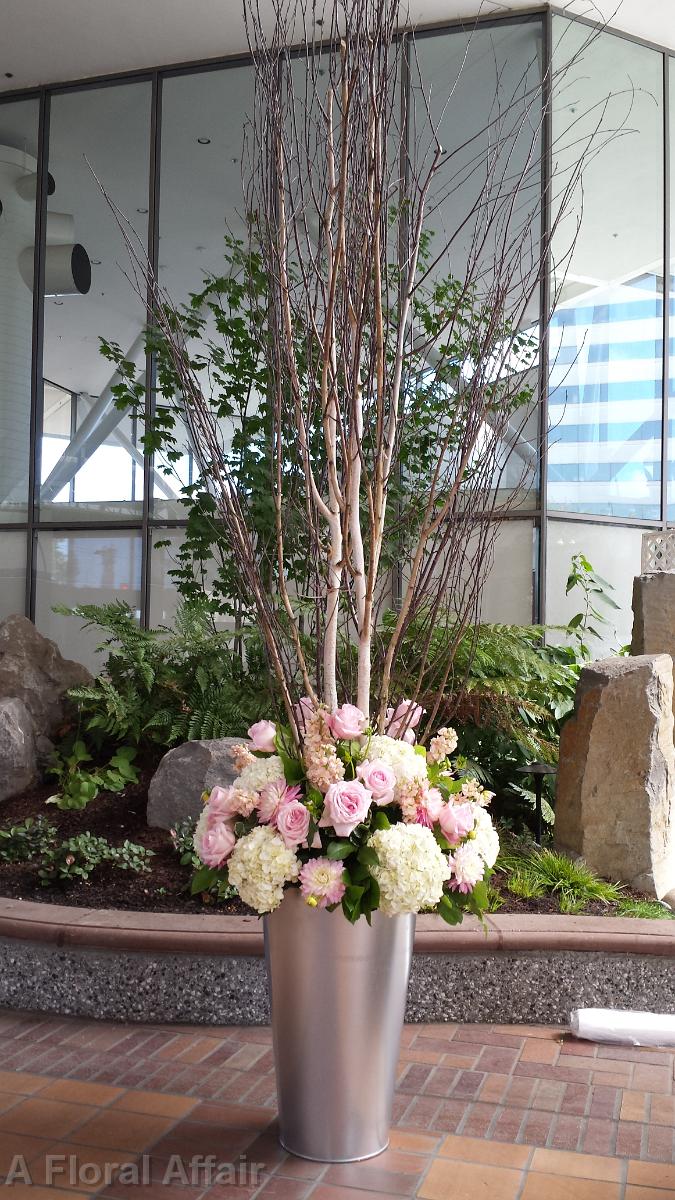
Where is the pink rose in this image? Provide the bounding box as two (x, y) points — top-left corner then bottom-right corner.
(356, 758), (396, 805)
(319, 779), (372, 836)
(438, 801), (476, 846)
(386, 698), (424, 741)
(247, 720), (277, 753)
(258, 779), (302, 825)
(276, 799), (311, 848)
(207, 785), (241, 821)
(328, 704), (367, 740)
(198, 820), (236, 868)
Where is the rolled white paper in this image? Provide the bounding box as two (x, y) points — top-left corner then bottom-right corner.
(570, 1008), (675, 1047)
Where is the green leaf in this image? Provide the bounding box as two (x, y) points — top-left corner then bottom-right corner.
(357, 846), (379, 869)
(438, 894), (463, 925)
(372, 811), (391, 831)
(327, 840), (355, 860)
(191, 865), (217, 894)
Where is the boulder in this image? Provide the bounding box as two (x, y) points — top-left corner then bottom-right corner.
(0, 614), (91, 739)
(631, 573), (675, 662)
(0, 697), (37, 802)
(554, 654), (675, 900)
(147, 737), (244, 829)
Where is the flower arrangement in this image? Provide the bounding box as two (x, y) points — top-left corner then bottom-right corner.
(192, 699), (498, 923)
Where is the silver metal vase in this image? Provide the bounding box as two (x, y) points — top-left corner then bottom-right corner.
(263, 887), (416, 1162)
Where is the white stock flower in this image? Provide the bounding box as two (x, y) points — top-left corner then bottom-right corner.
(368, 823), (451, 916)
(367, 735), (427, 803)
(427, 727), (459, 764)
(227, 824), (299, 914)
(449, 843), (484, 893)
(459, 777), (494, 807)
(234, 754), (285, 796)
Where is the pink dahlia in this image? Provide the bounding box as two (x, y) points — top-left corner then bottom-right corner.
(299, 856), (346, 908)
(258, 779), (302, 825)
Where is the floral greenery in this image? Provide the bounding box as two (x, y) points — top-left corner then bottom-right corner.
(45, 738), (139, 811)
(60, 599), (274, 750)
(615, 899), (675, 921)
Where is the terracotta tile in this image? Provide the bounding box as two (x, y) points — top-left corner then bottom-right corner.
(520, 1041), (559, 1065)
(619, 1090), (648, 1123)
(519, 1111), (553, 1147)
(478, 1073), (509, 1103)
(255, 1178), (313, 1199)
(530, 1150), (622, 1182)
(645, 1124), (674, 1163)
(274, 1154), (328, 1180)
(439, 1134), (531, 1168)
(581, 1118), (615, 1156)
(388, 1129), (439, 1154)
(67, 1109), (176, 1153)
(625, 1188), (675, 1200)
(0, 1098), (94, 1140)
(501, 1026), (563, 1041)
(533, 1080), (566, 1112)
(0, 1090), (21, 1114)
(461, 1102), (498, 1138)
(112, 1091), (198, 1118)
(0, 1070), (49, 1094)
(615, 1122), (644, 1160)
(29, 1143), (140, 1192)
(632, 1066), (671, 1094)
(549, 1115), (582, 1151)
(398, 1047), (441, 1066)
(0, 1131), (53, 1174)
(323, 1162), (421, 1196)
(650, 1094), (675, 1125)
(221, 1044), (270, 1071)
(521, 1176), (620, 1200)
(187, 1102), (272, 1129)
(627, 1161), (675, 1189)
(589, 1086), (619, 1119)
(0, 1187), (84, 1200)
(311, 1186), (400, 1200)
(419, 1158), (523, 1200)
(40, 1081), (125, 1107)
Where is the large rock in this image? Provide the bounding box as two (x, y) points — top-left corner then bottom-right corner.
(147, 737), (243, 829)
(0, 614), (91, 739)
(0, 698), (37, 802)
(554, 654), (675, 900)
(631, 573), (675, 661)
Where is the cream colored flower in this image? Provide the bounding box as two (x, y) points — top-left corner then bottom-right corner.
(227, 825), (300, 913)
(367, 823), (451, 915)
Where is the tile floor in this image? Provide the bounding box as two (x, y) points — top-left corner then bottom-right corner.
(0, 1012), (672, 1199)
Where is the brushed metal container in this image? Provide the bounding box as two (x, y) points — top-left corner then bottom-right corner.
(264, 888), (415, 1162)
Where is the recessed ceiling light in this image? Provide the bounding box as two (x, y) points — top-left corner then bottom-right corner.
(4, 72), (13, 78)
(53, 299), (63, 305)
(197, 137), (211, 145)
(90, 259), (101, 265)
(136, 207), (148, 214)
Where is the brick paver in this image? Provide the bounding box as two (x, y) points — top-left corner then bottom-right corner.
(0, 1012), (671, 1197)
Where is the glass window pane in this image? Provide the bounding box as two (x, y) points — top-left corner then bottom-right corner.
(545, 518), (643, 652)
(154, 65), (254, 520)
(0, 532), (26, 618)
(478, 520), (536, 625)
(40, 82), (151, 521)
(34, 530), (142, 669)
(0, 99), (40, 522)
(549, 22), (664, 519)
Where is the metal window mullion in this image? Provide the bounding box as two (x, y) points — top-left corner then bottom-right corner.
(139, 73), (162, 628)
(536, 8), (553, 626)
(25, 89), (50, 621)
(658, 54), (662, 525)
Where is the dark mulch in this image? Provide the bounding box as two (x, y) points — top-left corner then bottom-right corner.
(0, 766), (250, 915)
(0, 777), (668, 919)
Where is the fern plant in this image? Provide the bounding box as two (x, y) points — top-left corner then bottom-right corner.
(60, 599), (273, 750)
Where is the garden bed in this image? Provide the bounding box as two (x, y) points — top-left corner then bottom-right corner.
(0, 781), (671, 921)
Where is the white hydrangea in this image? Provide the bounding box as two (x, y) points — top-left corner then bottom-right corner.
(472, 806), (500, 868)
(227, 824), (300, 914)
(368, 735), (427, 802)
(368, 823), (451, 916)
(193, 807), (209, 858)
(234, 754), (285, 796)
